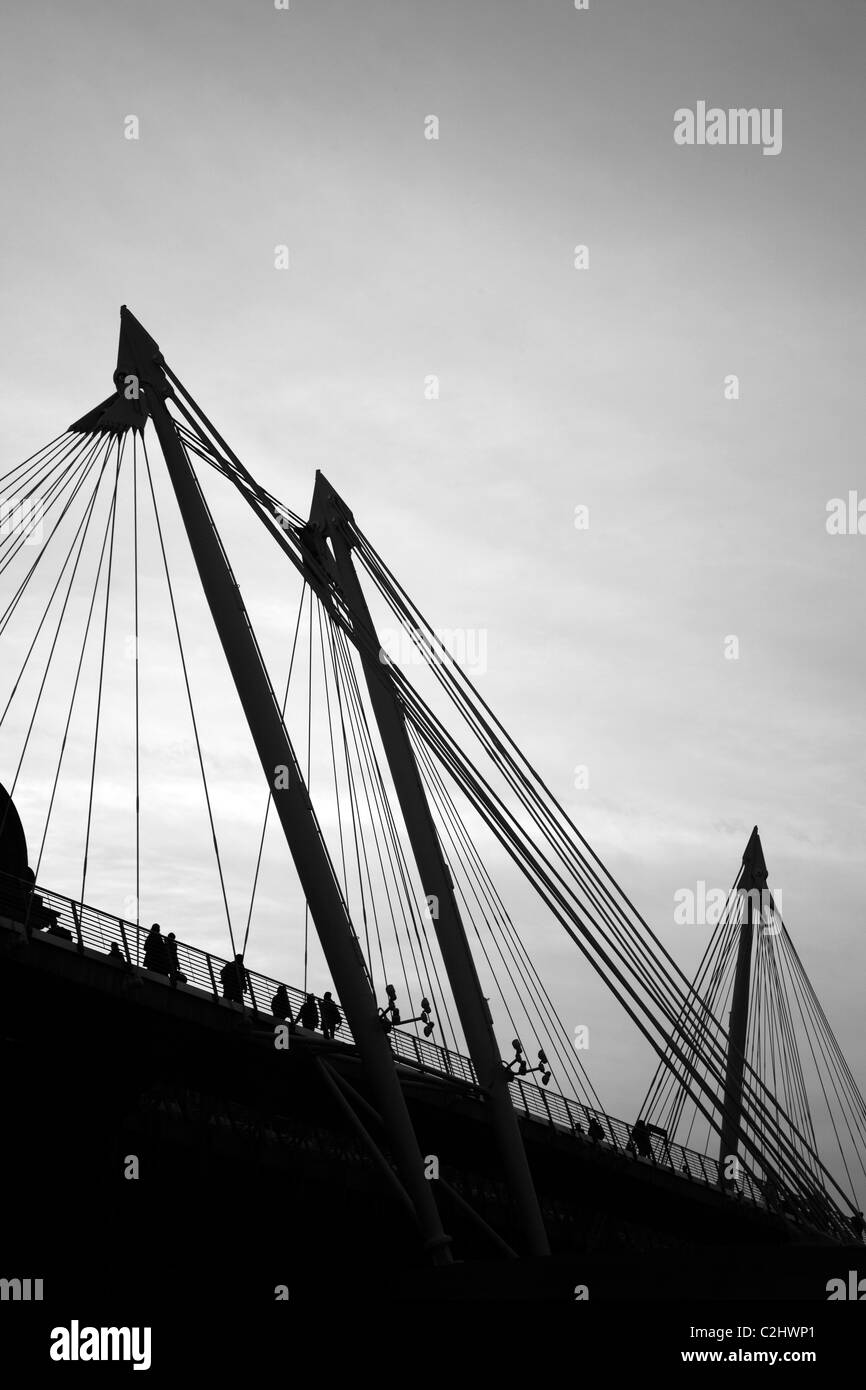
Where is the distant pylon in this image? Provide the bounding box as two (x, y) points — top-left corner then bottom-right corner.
(718, 826), (768, 1182)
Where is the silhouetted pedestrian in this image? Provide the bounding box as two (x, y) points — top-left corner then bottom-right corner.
(220, 953), (247, 1003)
(299, 993), (319, 1031)
(143, 923), (170, 976)
(166, 931), (187, 984)
(762, 1173), (781, 1210)
(630, 1119), (653, 1159)
(321, 991), (342, 1039)
(271, 983), (293, 1023)
(587, 1117), (605, 1143)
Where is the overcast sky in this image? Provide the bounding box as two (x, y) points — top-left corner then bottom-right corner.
(1, 0), (864, 1203)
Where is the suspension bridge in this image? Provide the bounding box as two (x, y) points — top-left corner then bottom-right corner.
(1, 307), (864, 1297)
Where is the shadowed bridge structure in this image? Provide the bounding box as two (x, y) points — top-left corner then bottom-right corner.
(0, 308), (864, 1299)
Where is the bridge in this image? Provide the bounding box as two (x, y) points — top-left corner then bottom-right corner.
(1, 866), (778, 1212)
(0, 307), (864, 1288)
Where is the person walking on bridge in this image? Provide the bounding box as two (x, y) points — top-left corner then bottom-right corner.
(629, 1118), (654, 1160)
(143, 923), (170, 976)
(321, 991), (342, 1040)
(220, 953), (248, 1004)
(298, 993), (319, 1031)
(271, 983), (294, 1025)
(165, 931), (187, 985)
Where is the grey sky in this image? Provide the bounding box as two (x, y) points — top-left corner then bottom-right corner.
(1, 1), (864, 1199)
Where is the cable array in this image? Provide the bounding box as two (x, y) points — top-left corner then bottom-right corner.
(2, 360), (862, 1239)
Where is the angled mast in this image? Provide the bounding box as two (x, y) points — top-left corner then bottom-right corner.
(115, 306), (452, 1265)
(718, 825), (767, 1181)
(307, 472), (550, 1257)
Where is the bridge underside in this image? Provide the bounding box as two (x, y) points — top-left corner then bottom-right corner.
(2, 914), (856, 1303)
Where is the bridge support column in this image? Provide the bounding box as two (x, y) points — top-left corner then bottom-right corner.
(718, 826), (767, 1185)
(118, 307), (452, 1266)
(309, 472), (550, 1258)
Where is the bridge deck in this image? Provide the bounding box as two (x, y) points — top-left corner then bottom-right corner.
(0, 873), (780, 1216)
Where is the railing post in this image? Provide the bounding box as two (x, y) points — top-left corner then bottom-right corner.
(118, 920), (133, 966)
(246, 971), (259, 1013)
(70, 901), (84, 953)
(515, 1080), (527, 1117)
(22, 876), (36, 942)
(541, 1087), (553, 1127)
(206, 953), (218, 999)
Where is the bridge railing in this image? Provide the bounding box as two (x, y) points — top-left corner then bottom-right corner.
(507, 1081), (764, 1204)
(0, 872), (765, 1207)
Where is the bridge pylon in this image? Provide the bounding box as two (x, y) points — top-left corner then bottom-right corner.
(718, 825), (768, 1185)
(114, 305), (453, 1266)
(307, 471), (551, 1258)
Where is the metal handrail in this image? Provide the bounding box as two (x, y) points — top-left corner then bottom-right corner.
(0, 870), (772, 1213)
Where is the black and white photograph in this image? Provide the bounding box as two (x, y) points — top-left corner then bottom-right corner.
(1, 0), (864, 1369)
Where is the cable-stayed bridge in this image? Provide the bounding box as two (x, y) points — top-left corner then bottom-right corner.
(1, 308), (864, 1295)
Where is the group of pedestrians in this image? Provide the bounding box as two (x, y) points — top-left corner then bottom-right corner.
(272, 982), (342, 1038)
(142, 922), (187, 984)
(136, 922), (343, 1039)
